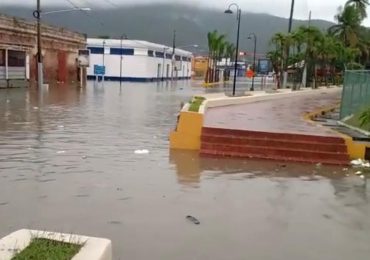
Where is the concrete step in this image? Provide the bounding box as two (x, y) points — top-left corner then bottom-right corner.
(201, 134), (348, 153)
(200, 149), (349, 166)
(200, 143), (349, 163)
(202, 127), (345, 144)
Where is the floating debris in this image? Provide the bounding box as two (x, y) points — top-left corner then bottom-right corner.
(82, 155), (87, 159)
(351, 159), (366, 166)
(351, 159), (370, 168)
(186, 215), (200, 225)
(134, 149), (150, 154)
(355, 171), (362, 176)
(56, 151), (66, 154)
(33, 106), (39, 110)
(57, 125), (65, 129)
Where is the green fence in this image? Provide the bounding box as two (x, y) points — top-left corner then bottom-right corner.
(340, 70), (370, 119)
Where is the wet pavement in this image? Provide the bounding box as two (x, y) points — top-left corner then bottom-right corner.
(205, 88), (342, 137)
(1, 82), (370, 260)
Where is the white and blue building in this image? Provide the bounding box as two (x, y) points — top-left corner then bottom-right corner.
(87, 38), (193, 82)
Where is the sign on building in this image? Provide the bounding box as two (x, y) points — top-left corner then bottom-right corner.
(258, 59), (270, 74)
(78, 49), (90, 67)
(94, 65), (106, 76)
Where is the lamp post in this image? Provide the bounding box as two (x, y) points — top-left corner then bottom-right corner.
(33, 2), (91, 89)
(120, 34), (128, 87)
(225, 3), (241, 97)
(102, 40), (106, 67)
(248, 33), (257, 91)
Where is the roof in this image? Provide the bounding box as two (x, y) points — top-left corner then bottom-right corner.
(87, 38), (192, 57)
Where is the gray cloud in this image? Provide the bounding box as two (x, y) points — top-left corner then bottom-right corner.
(2, 0), (370, 25)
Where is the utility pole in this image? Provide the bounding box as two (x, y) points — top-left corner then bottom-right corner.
(36, 0), (43, 89)
(302, 11), (311, 89)
(283, 0), (295, 89)
(171, 30), (176, 81)
(288, 0), (295, 33)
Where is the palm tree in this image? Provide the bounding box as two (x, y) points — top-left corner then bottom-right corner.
(329, 5), (362, 47)
(346, 0), (369, 19)
(212, 34), (226, 82)
(271, 32), (293, 88)
(216, 40), (227, 82)
(206, 30), (218, 83)
(224, 43), (235, 81)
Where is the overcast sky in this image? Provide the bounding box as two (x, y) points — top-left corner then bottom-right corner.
(3, 0), (370, 26)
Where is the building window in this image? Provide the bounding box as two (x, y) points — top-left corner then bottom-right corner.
(155, 52), (164, 58)
(8, 50), (25, 67)
(110, 48), (134, 55)
(182, 56), (188, 61)
(148, 50), (154, 57)
(0, 50), (5, 66)
(165, 53), (172, 59)
(88, 47), (104, 54)
(175, 55), (181, 61)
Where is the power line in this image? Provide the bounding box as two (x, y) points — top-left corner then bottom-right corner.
(101, 0), (119, 8)
(63, 0), (105, 28)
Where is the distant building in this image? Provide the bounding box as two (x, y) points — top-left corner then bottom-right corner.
(0, 13), (86, 88)
(87, 38), (192, 82)
(192, 56), (208, 79)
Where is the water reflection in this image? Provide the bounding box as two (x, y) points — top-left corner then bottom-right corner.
(170, 149), (347, 187)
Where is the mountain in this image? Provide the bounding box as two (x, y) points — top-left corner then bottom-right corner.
(0, 4), (334, 54)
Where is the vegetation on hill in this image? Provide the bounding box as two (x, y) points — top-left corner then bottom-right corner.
(1, 4), (334, 54)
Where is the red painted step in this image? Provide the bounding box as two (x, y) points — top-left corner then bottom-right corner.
(200, 127), (349, 165)
(201, 134), (348, 153)
(200, 149), (349, 166)
(202, 127), (345, 144)
(201, 143), (349, 161)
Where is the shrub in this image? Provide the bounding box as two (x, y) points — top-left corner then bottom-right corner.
(188, 96), (206, 112)
(360, 107), (370, 129)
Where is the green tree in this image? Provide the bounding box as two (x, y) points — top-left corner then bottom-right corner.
(206, 30), (218, 83)
(346, 0), (369, 19)
(213, 34), (226, 82)
(329, 5), (362, 47)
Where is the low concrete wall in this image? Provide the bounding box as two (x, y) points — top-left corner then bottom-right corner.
(170, 108), (204, 150)
(0, 229), (112, 260)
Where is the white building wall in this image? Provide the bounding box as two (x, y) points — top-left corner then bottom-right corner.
(87, 38), (192, 81)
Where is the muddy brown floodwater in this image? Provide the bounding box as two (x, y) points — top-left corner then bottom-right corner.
(1, 81), (370, 260)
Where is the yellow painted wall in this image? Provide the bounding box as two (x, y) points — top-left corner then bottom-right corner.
(304, 104), (370, 160)
(170, 111), (203, 150)
(342, 136), (369, 160)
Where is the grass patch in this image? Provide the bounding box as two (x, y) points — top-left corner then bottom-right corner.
(345, 110), (370, 132)
(188, 96), (206, 112)
(12, 238), (82, 260)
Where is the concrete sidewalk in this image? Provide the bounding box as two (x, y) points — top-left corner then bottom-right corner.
(204, 88), (342, 137)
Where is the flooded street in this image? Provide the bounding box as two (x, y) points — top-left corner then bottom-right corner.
(1, 81), (370, 260)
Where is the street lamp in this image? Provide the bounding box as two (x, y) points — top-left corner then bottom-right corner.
(225, 3), (241, 96)
(33, 1), (91, 89)
(120, 34), (128, 87)
(42, 7), (91, 15)
(248, 33), (257, 91)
